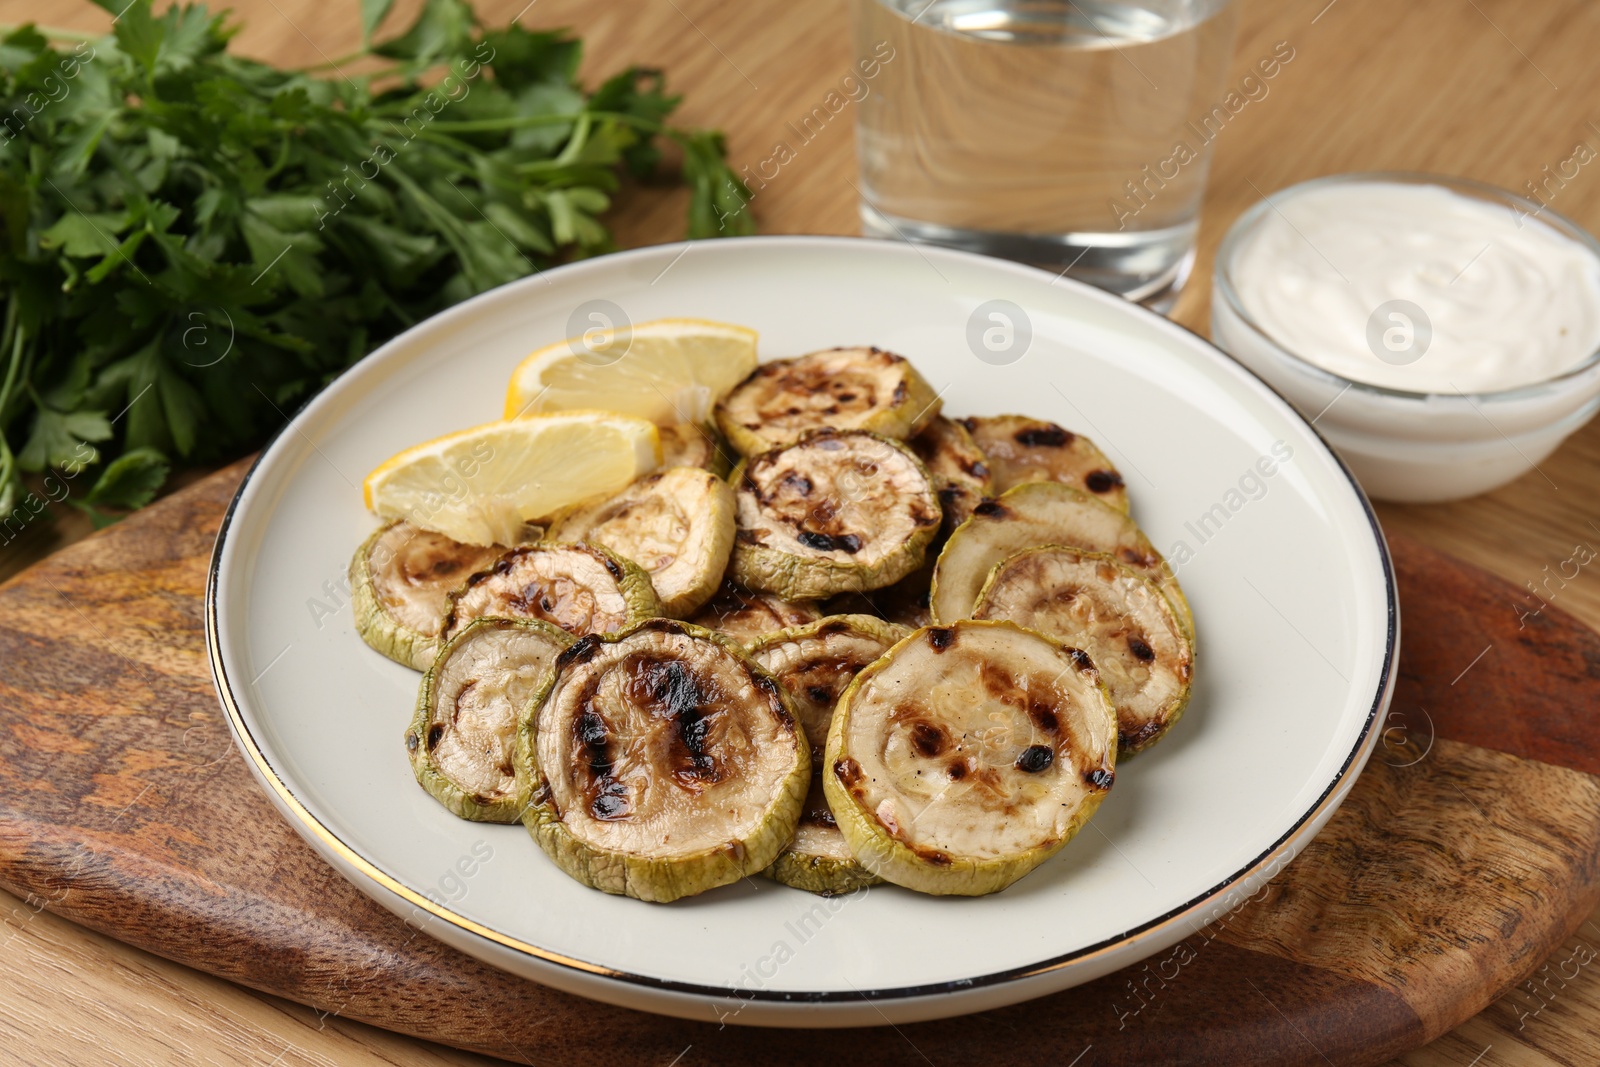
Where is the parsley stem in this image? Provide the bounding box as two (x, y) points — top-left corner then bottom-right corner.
(552, 114), (591, 166)
(0, 300), (22, 425)
(411, 115), (585, 131)
(0, 25), (99, 43)
(297, 50), (371, 73)
(421, 111), (667, 134)
(262, 131), (293, 181)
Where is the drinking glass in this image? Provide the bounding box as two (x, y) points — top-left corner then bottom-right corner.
(853, 0), (1240, 309)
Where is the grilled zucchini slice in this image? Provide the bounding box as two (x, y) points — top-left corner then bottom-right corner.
(823, 559), (935, 631)
(657, 422), (732, 477)
(687, 579), (824, 645)
(930, 482), (1192, 636)
(768, 777), (882, 895)
(405, 617), (575, 822)
(715, 347), (941, 456)
(350, 520), (506, 670)
(730, 429), (942, 601)
(960, 415), (1128, 512)
(973, 547), (1194, 755)
(518, 619), (810, 902)
(909, 416), (993, 537)
(824, 620), (1117, 896)
(748, 615), (909, 893)
(444, 543), (659, 640)
(544, 467), (735, 619)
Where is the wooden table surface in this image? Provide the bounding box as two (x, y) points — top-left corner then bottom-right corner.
(3, 0), (1599, 1064)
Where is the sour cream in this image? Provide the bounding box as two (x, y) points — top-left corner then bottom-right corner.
(1229, 181), (1600, 393)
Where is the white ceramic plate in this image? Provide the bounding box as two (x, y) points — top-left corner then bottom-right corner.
(207, 236), (1397, 1028)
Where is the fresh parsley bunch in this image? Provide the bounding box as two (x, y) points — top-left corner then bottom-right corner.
(0, 0), (753, 528)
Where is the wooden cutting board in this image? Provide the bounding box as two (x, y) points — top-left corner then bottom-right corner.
(1, 460), (1597, 1067)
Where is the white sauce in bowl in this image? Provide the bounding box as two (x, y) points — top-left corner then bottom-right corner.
(1231, 181), (1600, 393)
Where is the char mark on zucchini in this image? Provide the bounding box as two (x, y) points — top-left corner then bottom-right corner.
(730, 429), (941, 600)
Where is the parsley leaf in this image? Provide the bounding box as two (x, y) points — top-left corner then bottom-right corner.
(74, 445), (170, 526)
(18, 408), (111, 472)
(0, 0), (755, 516)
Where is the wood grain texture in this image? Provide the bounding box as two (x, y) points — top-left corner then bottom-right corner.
(2, 0), (1600, 1064)
(2, 466), (1600, 1067)
(0, 895), (501, 1067)
(1387, 539), (1600, 777)
(1216, 737), (1600, 1041)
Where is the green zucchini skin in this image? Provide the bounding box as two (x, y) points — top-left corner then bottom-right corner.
(442, 541), (661, 641)
(971, 545), (1195, 757)
(930, 481), (1193, 639)
(729, 430), (942, 601)
(958, 414), (1129, 513)
(908, 415), (995, 540)
(763, 838), (883, 895)
(748, 614), (909, 895)
(824, 620), (1118, 896)
(715, 346), (942, 457)
(350, 520), (504, 671)
(405, 616), (575, 823)
(350, 535), (437, 671)
(517, 619), (810, 903)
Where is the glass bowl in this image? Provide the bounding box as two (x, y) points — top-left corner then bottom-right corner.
(1211, 171), (1600, 503)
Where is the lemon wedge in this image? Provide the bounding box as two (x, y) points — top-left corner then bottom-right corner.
(363, 412), (661, 546)
(505, 318), (759, 427)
